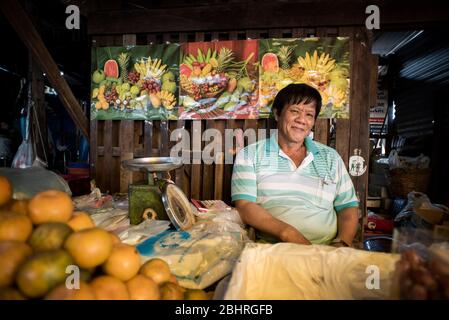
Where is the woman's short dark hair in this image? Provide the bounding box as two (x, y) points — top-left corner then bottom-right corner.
(271, 83), (322, 120)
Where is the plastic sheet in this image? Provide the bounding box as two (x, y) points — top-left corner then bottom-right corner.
(224, 243), (399, 300)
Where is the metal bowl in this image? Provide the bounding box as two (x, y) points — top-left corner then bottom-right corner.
(122, 157), (183, 172)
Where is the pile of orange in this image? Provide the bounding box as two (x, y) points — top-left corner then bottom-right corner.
(0, 176), (210, 300)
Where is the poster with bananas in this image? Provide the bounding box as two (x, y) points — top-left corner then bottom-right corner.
(259, 38), (350, 119)
(91, 44), (179, 120)
(178, 40), (259, 119)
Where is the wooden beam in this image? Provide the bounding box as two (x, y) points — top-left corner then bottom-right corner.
(87, 0), (449, 35)
(1, 0), (89, 139)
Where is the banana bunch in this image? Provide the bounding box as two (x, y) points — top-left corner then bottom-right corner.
(156, 90), (176, 110)
(134, 56), (167, 80)
(297, 50), (335, 74)
(183, 48), (218, 68)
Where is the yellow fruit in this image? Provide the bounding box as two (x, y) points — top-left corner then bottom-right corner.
(67, 211), (95, 231)
(28, 190), (73, 225)
(0, 287), (26, 300)
(102, 244), (141, 281)
(0, 211), (33, 242)
(64, 227), (113, 269)
(28, 222), (73, 252)
(95, 101), (102, 109)
(8, 199), (30, 215)
(109, 232), (121, 245)
(0, 176), (12, 207)
(149, 93), (161, 108)
(0, 241), (32, 287)
(126, 274), (160, 300)
(16, 250), (74, 298)
(90, 275), (129, 300)
(139, 258), (171, 285)
(45, 281), (96, 300)
(159, 282), (184, 300)
(184, 289), (209, 300)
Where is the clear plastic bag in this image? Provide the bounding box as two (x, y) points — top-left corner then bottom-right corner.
(136, 216), (247, 290)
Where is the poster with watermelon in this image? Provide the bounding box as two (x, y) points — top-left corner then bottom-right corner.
(177, 40), (259, 119)
(259, 38), (350, 119)
(91, 44), (180, 120)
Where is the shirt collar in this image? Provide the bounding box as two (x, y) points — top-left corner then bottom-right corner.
(268, 131), (320, 156)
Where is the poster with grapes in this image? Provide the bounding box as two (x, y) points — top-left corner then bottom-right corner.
(90, 44), (179, 120)
(259, 37), (350, 119)
(177, 40), (259, 119)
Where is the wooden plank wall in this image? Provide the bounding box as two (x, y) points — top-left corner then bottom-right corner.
(90, 27), (374, 233)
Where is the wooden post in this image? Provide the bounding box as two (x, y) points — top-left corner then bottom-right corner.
(0, 0), (89, 139)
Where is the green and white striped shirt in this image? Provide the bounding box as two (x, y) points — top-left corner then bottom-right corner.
(231, 132), (359, 244)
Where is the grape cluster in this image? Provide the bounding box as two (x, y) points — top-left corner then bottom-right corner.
(104, 88), (118, 103)
(127, 71), (140, 84)
(141, 79), (161, 94)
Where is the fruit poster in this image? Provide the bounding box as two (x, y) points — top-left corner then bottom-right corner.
(91, 44), (179, 120)
(177, 40), (259, 119)
(259, 38), (350, 119)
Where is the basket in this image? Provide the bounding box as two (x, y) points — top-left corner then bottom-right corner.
(389, 168), (431, 198)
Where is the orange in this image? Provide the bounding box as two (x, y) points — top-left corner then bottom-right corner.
(126, 274), (160, 300)
(64, 227), (113, 269)
(67, 211), (95, 231)
(184, 289), (209, 300)
(45, 281), (96, 300)
(9, 199), (30, 215)
(0, 211), (33, 242)
(139, 258), (171, 285)
(0, 241), (32, 287)
(109, 232), (121, 245)
(159, 282), (184, 300)
(0, 176), (12, 207)
(102, 243), (141, 281)
(28, 190), (73, 224)
(0, 287), (26, 300)
(90, 275), (129, 300)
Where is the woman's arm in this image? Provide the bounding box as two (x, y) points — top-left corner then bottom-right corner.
(235, 199), (311, 245)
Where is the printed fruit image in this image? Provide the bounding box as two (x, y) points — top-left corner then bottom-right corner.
(160, 281), (185, 300)
(102, 243), (141, 281)
(64, 227), (113, 269)
(161, 71), (175, 82)
(90, 275), (129, 300)
(28, 222), (73, 252)
(67, 211), (95, 231)
(126, 274), (160, 300)
(8, 199), (30, 215)
(104, 59), (119, 78)
(261, 53), (279, 73)
(0, 211), (33, 242)
(28, 190), (73, 225)
(140, 258), (171, 285)
(184, 288), (209, 300)
(92, 69), (105, 84)
(16, 249), (74, 298)
(0, 176), (12, 207)
(45, 281), (96, 300)
(0, 241), (32, 287)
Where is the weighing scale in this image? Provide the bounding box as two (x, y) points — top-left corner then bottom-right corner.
(122, 157), (195, 230)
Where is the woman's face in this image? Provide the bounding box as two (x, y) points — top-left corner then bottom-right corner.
(276, 101), (316, 144)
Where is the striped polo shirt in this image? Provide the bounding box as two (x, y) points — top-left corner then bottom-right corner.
(231, 132), (359, 244)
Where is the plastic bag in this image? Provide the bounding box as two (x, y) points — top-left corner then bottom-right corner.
(118, 219), (171, 245)
(11, 140), (34, 169)
(388, 150), (430, 170)
(0, 167), (71, 198)
(136, 215), (247, 290)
